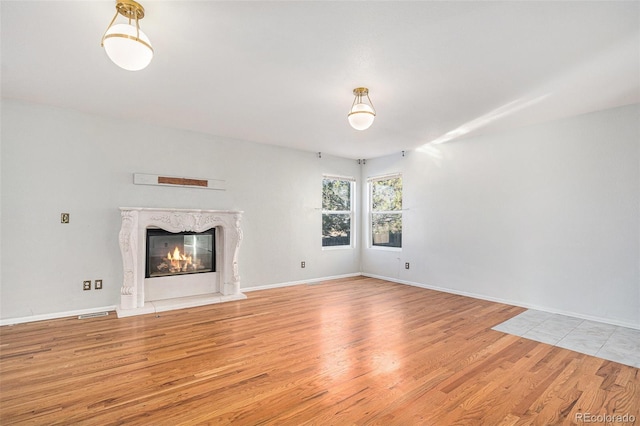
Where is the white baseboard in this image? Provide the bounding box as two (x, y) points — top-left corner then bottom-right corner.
(242, 273), (362, 293)
(4, 273), (636, 331)
(362, 273), (640, 330)
(1, 273), (362, 325)
(0, 305), (118, 326)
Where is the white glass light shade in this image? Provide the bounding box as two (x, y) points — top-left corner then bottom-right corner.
(103, 23), (153, 71)
(348, 103), (375, 130)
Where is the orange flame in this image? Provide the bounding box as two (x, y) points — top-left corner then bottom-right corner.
(167, 247), (193, 271)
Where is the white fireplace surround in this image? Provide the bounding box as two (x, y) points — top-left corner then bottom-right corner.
(117, 207), (246, 318)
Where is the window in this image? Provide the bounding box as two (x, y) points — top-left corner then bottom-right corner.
(322, 176), (355, 247)
(369, 174), (402, 248)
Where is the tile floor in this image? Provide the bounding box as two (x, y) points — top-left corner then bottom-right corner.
(492, 310), (640, 368)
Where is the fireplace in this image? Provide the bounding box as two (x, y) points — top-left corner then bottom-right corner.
(146, 229), (216, 278)
(117, 207), (246, 317)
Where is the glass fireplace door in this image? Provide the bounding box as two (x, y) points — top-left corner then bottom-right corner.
(146, 229), (215, 278)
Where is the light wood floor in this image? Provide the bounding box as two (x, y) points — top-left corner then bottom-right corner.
(1, 277), (638, 425)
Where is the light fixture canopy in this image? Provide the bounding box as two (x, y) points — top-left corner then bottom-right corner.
(348, 87), (376, 130)
(101, 0), (153, 71)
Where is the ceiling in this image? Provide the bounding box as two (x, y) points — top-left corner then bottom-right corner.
(2, 1), (638, 159)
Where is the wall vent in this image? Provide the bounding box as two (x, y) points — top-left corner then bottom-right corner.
(78, 312), (109, 320)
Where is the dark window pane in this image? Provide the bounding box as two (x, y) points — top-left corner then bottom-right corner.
(322, 213), (351, 247)
(372, 213), (402, 247)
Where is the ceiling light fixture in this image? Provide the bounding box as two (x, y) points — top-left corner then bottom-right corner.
(348, 87), (376, 131)
(101, 0), (153, 71)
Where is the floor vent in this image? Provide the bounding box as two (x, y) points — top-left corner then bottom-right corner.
(78, 312), (109, 320)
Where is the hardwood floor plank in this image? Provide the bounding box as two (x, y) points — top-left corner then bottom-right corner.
(1, 277), (638, 424)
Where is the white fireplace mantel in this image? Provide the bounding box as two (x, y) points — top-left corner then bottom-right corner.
(117, 207), (246, 317)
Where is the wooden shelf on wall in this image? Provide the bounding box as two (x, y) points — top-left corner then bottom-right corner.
(133, 173), (226, 191)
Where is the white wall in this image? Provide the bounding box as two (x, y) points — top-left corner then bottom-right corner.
(362, 104), (640, 328)
(0, 100), (361, 321)
(2, 100), (638, 328)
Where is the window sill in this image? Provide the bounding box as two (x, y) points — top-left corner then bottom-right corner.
(368, 246), (402, 252)
(322, 245), (354, 251)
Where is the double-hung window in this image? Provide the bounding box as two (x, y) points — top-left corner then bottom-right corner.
(369, 174), (402, 248)
(322, 176), (355, 248)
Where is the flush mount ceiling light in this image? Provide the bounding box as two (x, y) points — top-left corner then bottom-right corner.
(101, 0), (153, 71)
(348, 87), (376, 131)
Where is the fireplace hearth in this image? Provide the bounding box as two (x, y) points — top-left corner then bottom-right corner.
(117, 207), (246, 317)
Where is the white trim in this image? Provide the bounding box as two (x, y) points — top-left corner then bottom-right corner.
(367, 174), (403, 250)
(322, 177), (356, 249)
(0, 305), (117, 326)
(366, 172), (402, 182)
(242, 273), (362, 292)
(321, 245), (355, 251)
(367, 246), (402, 252)
(362, 273), (640, 331)
(5, 275), (636, 331)
(322, 174), (356, 182)
(116, 293), (247, 318)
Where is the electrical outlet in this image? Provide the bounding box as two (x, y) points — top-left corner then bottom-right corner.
(405, 262), (410, 270)
(301, 261), (306, 268)
(95, 279), (103, 290)
(83, 280), (91, 291)
(61, 213), (70, 224)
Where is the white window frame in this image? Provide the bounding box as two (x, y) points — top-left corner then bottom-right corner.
(322, 175), (356, 250)
(368, 173), (402, 251)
